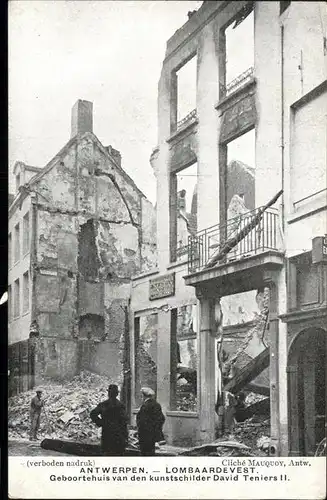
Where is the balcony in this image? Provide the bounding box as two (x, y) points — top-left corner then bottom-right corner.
(220, 67), (254, 98)
(188, 207), (281, 275)
(176, 108), (197, 131)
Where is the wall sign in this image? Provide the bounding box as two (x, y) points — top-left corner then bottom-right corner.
(149, 273), (175, 300)
(312, 235), (327, 264)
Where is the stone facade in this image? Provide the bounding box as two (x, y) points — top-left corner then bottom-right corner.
(130, 1), (327, 453)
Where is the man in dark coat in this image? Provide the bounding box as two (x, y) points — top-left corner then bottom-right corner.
(30, 389), (44, 441)
(90, 384), (128, 456)
(136, 387), (165, 456)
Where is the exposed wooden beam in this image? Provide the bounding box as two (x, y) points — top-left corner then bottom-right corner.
(245, 383), (270, 397)
(224, 347), (270, 394)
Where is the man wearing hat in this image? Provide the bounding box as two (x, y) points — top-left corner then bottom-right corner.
(90, 384), (128, 456)
(137, 387), (165, 456)
(29, 389), (44, 441)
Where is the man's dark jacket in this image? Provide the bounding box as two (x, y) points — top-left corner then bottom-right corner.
(137, 398), (165, 445)
(90, 398), (128, 454)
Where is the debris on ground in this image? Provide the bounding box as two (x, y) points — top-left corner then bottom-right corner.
(179, 439), (255, 457)
(8, 371), (133, 445)
(233, 415), (270, 454)
(8, 370), (271, 456)
(256, 435), (270, 452)
(175, 385), (197, 412)
(128, 429), (139, 450)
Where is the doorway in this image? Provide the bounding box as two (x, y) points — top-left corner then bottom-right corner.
(287, 327), (326, 456)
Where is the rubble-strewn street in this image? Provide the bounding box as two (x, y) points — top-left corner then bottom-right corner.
(8, 371), (113, 443)
(8, 369), (270, 456)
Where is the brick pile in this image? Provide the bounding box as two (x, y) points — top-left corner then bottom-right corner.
(8, 371), (122, 443)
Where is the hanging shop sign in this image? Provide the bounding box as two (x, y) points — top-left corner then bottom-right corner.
(149, 273), (175, 300)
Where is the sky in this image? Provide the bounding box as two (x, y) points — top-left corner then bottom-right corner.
(9, 0), (254, 205)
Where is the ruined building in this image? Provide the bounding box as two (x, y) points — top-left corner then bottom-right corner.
(8, 100), (156, 401)
(130, 0), (327, 456)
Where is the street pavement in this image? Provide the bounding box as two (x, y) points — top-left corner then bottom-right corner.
(8, 439), (69, 456)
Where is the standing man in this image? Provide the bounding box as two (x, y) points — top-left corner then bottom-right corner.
(136, 387), (165, 456)
(90, 384), (128, 456)
(29, 389), (44, 441)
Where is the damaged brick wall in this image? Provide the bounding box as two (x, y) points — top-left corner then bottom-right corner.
(77, 340), (124, 385)
(33, 338), (79, 383)
(140, 197), (157, 272)
(78, 219), (101, 281)
(26, 131), (155, 385)
(77, 218), (105, 341)
(95, 221), (140, 280)
(36, 210), (78, 339)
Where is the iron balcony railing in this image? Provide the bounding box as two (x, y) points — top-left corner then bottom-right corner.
(188, 206), (279, 274)
(176, 244), (188, 259)
(176, 108), (197, 131)
(220, 66), (254, 98)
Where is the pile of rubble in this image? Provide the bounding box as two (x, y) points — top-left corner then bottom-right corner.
(8, 371), (119, 443)
(175, 385), (197, 412)
(233, 416), (270, 453)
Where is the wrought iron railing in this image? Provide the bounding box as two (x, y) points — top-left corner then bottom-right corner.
(220, 67), (254, 98)
(176, 244), (188, 259)
(188, 206), (279, 274)
(176, 108), (197, 131)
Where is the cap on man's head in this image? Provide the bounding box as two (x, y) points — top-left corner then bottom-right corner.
(108, 384), (119, 396)
(35, 388), (43, 394)
(141, 387), (155, 398)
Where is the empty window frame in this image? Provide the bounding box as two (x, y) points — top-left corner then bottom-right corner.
(23, 212), (30, 255)
(226, 129), (256, 213)
(217, 129), (256, 259)
(23, 272), (29, 313)
(134, 313), (158, 408)
(223, 8), (254, 96)
(14, 224), (20, 263)
(170, 162), (198, 262)
(170, 305), (198, 412)
(14, 279), (20, 318)
(175, 55), (197, 129)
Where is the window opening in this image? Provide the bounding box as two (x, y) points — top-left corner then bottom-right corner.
(170, 305), (198, 412)
(14, 224), (20, 263)
(23, 272), (29, 313)
(176, 55), (197, 129)
(172, 163), (198, 262)
(227, 129), (255, 213)
(14, 279), (20, 318)
(223, 9), (254, 96)
(134, 313), (158, 408)
(220, 129), (257, 261)
(23, 212), (30, 255)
